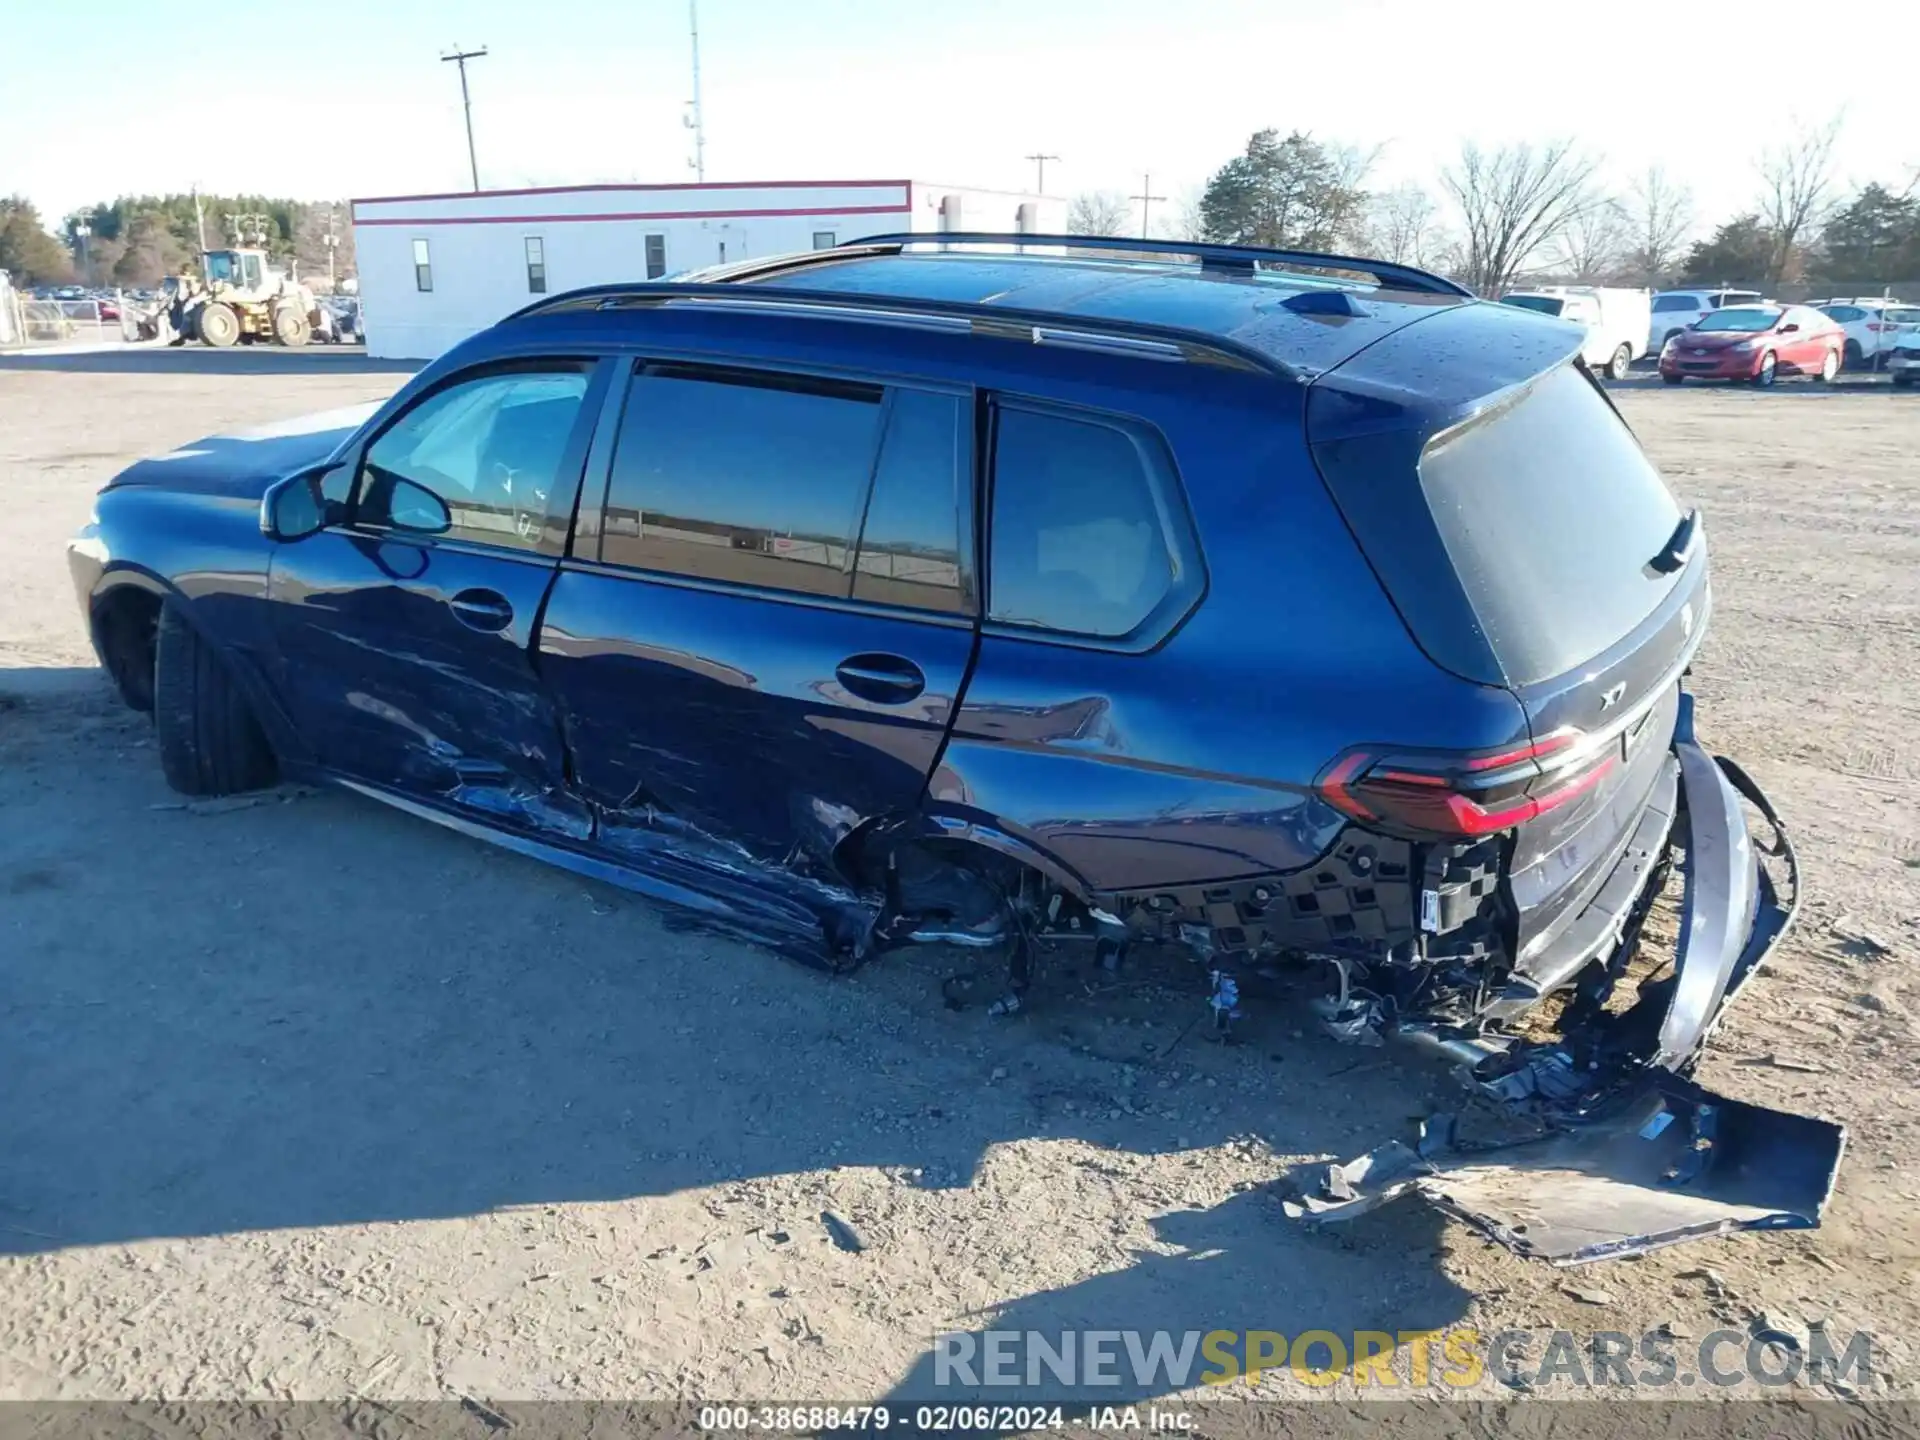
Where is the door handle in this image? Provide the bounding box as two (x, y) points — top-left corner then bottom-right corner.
(835, 653), (926, 705)
(449, 588), (514, 632)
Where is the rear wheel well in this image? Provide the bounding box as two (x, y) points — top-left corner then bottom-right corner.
(93, 587), (163, 712)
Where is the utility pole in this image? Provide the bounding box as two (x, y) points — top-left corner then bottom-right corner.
(74, 211), (92, 280)
(686, 0), (707, 181)
(441, 43), (488, 191)
(1024, 153), (1060, 194)
(1129, 173), (1165, 240)
(324, 205), (339, 292)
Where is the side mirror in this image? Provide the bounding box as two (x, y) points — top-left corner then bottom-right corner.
(261, 466), (338, 541)
(387, 478), (451, 535)
(1779, 322), (1801, 334)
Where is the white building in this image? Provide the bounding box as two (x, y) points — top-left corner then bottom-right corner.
(351, 178), (1065, 360)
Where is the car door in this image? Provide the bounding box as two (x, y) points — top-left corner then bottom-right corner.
(536, 358), (978, 866)
(267, 359), (610, 824)
(1777, 307), (1822, 370)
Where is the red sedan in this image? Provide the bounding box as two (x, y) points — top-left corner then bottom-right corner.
(1659, 304), (1844, 385)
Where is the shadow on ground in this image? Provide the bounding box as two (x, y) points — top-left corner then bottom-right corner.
(0, 347), (422, 377)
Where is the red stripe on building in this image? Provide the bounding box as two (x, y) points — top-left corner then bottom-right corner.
(354, 203), (912, 227)
(352, 178), (913, 208)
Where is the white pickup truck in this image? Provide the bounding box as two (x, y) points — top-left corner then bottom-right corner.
(1499, 286), (1654, 379)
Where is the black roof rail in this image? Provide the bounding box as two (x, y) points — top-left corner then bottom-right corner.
(505, 280), (1297, 379)
(841, 231), (1476, 299)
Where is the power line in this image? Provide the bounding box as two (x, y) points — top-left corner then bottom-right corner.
(1129, 173), (1166, 239)
(1024, 153), (1061, 194)
(440, 43), (489, 192)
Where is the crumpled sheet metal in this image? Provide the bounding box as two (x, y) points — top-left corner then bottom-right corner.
(1291, 1077), (1846, 1267)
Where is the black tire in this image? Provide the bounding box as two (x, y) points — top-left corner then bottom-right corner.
(1894, 373), (1915, 388)
(1663, 328), (1684, 348)
(1844, 338), (1864, 368)
(1816, 348), (1840, 383)
(1661, 372), (1685, 385)
(197, 301), (239, 348)
(153, 603), (277, 796)
(1752, 351), (1777, 387)
(1606, 344), (1632, 381)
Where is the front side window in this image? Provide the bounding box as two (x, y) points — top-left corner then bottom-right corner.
(412, 238), (432, 292)
(525, 236), (546, 293)
(601, 366), (883, 597)
(645, 234), (667, 279)
(359, 370), (589, 551)
(988, 406), (1176, 639)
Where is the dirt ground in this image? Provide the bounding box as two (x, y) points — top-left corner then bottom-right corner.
(1, 349), (1917, 1407)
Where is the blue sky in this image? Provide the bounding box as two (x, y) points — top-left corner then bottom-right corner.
(6, 0), (1915, 235)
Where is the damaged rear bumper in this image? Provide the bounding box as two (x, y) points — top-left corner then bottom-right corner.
(1296, 695), (1847, 1264)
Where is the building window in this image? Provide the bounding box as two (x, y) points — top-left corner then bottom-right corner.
(645, 234), (667, 279)
(812, 231), (837, 250)
(524, 236), (546, 294)
(412, 238), (432, 292)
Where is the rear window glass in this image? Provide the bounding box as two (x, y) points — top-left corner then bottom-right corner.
(1823, 305), (1863, 321)
(1652, 294), (1698, 312)
(1418, 365), (1684, 684)
(1500, 295), (1564, 316)
(1695, 307), (1778, 332)
(1884, 307), (1920, 324)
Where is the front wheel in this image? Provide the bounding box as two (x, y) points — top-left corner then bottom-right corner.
(1894, 373), (1915, 388)
(1817, 348), (1840, 383)
(153, 603), (278, 796)
(197, 301), (239, 348)
(1752, 351), (1777, 387)
(1661, 372), (1685, 385)
(1606, 344), (1632, 381)
(272, 304), (311, 347)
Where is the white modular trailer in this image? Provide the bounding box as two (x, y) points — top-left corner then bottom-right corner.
(351, 179), (1065, 360)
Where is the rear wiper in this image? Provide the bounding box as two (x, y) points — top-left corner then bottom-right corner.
(1648, 508), (1700, 574)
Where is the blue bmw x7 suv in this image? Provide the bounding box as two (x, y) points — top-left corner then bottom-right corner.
(68, 233), (1841, 1262)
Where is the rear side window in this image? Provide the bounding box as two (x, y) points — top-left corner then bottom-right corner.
(988, 406), (1176, 639)
(1824, 305), (1863, 321)
(1652, 294), (1698, 312)
(851, 390), (972, 614)
(1418, 365), (1684, 684)
(600, 366), (881, 597)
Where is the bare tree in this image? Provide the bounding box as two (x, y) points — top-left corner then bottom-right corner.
(1366, 183), (1446, 268)
(1552, 195), (1630, 282)
(1623, 165), (1694, 285)
(1756, 114), (1843, 285)
(1066, 191), (1131, 238)
(1167, 186), (1207, 243)
(1441, 140), (1598, 295)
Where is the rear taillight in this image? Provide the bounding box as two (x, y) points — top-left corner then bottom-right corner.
(1315, 731), (1617, 840)
(1868, 322), (1889, 332)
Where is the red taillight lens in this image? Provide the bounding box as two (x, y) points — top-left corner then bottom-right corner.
(1315, 732), (1616, 840)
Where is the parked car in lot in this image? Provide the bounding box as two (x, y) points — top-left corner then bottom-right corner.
(1885, 322), (1920, 386)
(1816, 299), (1920, 369)
(1499, 286), (1651, 379)
(1648, 287), (1766, 352)
(1658, 303), (1844, 385)
(65, 232), (1838, 1263)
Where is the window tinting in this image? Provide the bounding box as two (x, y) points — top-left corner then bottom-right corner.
(525, 236), (546, 294)
(989, 407), (1173, 638)
(359, 370), (588, 551)
(412, 237), (432, 292)
(601, 367), (883, 596)
(1418, 364), (1683, 684)
(645, 234), (667, 279)
(1500, 295), (1565, 316)
(1652, 294), (1697, 312)
(852, 391), (969, 614)
(1823, 305), (1863, 321)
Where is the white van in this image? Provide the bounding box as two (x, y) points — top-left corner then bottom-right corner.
(1499, 287), (1653, 379)
(1648, 288), (1766, 352)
